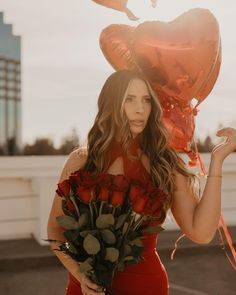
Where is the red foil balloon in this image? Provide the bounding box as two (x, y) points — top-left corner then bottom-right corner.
(91, 0), (139, 20)
(195, 40), (222, 106)
(158, 92), (196, 152)
(100, 8), (221, 152)
(100, 24), (137, 71)
(132, 8), (221, 104)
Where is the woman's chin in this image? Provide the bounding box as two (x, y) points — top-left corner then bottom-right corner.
(130, 127), (144, 137)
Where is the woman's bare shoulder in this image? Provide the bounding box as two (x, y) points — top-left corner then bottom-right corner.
(62, 147), (88, 179)
(70, 146), (88, 166)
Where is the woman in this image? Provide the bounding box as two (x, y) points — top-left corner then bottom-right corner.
(47, 69), (236, 295)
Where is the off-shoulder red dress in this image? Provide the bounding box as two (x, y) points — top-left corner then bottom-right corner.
(66, 136), (169, 295)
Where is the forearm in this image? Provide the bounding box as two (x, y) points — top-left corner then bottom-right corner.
(192, 156), (223, 243)
(48, 228), (82, 282)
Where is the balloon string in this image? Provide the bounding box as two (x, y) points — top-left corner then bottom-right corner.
(219, 215), (236, 258)
(217, 218), (236, 270)
(193, 140), (207, 175)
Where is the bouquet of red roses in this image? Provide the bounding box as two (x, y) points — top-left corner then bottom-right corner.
(46, 170), (166, 293)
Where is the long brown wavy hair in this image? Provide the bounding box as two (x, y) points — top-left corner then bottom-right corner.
(81, 70), (198, 225)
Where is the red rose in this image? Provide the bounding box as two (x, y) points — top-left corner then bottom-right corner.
(66, 200), (76, 212)
(56, 179), (71, 198)
(99, 187), (110, 202)
(112, 175), (129, 191)
(69, 171), (83, 186)
(144, 188), (166, 216)
(98, 173), (113, 185)
(129, 184), (145, 203)
(145, 180), (156, 192)
(96, 173), (113, 202)
(132, 194), (148, 214)
(110, 191), (125, 206)
(76, 187), (96, 203)
(143, 198), (162, 216)
(70, 170), (96, 187)
(150, 189), (167, 203)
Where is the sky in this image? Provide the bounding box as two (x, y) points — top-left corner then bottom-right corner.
(0, 0), (236, 147)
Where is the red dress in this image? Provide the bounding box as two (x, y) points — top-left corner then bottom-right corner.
(66, 136), (169, 295)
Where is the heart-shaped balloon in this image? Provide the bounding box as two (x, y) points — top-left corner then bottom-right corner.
(133, 9), (221, 104)
(100, 8), (221, 152)
(100, 24), (137, 71)
(100, 8), (221, 105)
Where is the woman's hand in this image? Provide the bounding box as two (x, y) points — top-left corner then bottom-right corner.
(79, 273), (106, 295)
(211, 127), (236, 162)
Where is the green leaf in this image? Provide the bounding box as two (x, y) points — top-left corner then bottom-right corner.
(83, 234), (101, 255)
(79, 257), (93, 275)
(80, 229), (98, 238)
(115, 213), (129, 229)
(56, 215), (78, 230)
(101, 229), (116, 244)
(116, 262), (125, 272)
(122, 222), (129, 235)
(123, 255), (134, 261)
(64, 230), (80, 243)
(143, 225), (165, 234)
(123, 244), (132, 256)
(78, 212), (89, 229)
(91, 264), (113, 288)
(129, 258), (139, 265)
(129, 238), (144, 247)
(96, 214), (115, 229)
(127, 230), (139, 240)
(79, 230), (89, 238)
(131, 245), (144, 257)
(67, 242), (78, 254)
(105, 247), (119, 262)
(62, 200), (75, 217)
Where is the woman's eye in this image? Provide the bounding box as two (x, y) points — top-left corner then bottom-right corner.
(144, 98), (151, 103)
(125, 97), (133, 102)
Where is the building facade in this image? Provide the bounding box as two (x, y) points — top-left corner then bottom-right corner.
(0, 12), (21, 155)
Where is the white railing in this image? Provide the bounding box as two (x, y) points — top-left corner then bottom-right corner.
(0, 154), (236, 245)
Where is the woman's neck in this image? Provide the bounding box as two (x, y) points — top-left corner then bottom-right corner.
(115, 132), (141, 142)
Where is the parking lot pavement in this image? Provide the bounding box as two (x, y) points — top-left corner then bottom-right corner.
(1, 227), (235, 295)
(160, 247), (236, 295)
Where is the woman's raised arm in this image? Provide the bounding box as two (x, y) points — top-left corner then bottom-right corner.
(171, 127), (236, 244)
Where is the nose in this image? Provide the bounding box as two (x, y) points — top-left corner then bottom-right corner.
(135, 101), (144, 113)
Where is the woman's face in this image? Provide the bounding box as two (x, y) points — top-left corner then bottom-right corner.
(123, 78), (152, 138)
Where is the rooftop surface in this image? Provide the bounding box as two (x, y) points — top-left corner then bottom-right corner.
(0, 227), (235, 295)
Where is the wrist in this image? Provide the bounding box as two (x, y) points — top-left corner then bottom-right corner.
(72, 266), (83, 283)
(210, 154), (224, 166)
(208, 155), (223, 176)
(210, 153), (224, 165)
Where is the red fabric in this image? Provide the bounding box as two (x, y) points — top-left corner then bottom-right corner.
(66, 136), (169, 294)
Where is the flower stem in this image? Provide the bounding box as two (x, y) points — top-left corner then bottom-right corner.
(99, 201), (104, 216)
(133, 215), (145, 230)
(122, 213), (136, 243)
(69, 190), (80, 218)
(93, 201), (98, 218)
(89, 200), (94, 229)
(112, 206), (116, 216)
